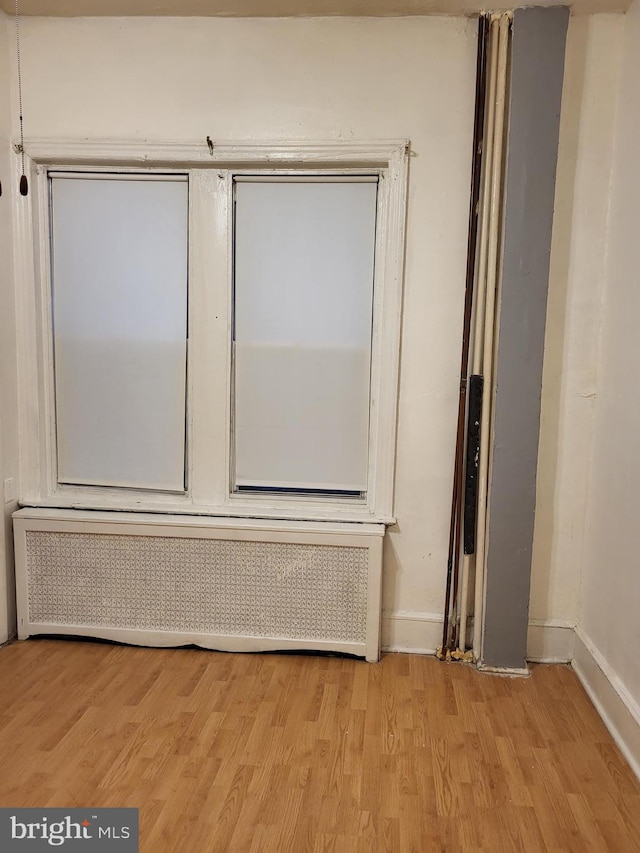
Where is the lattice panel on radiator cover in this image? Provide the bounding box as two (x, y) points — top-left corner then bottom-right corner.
(25, 531), (369, 642)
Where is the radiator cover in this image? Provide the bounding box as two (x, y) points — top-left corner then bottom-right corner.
(14, 509), (384, 660)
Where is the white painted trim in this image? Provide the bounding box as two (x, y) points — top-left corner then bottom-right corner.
(368, 141), (409, 520)
(381, 610), (442, 654)
(572, 627), (640, 782)
(34, 167), (58, 499)
(366, 536), (384, 662)
(20, 496), (395, 526)
(526, 618), (576, 663)
(22, 138), (409, 168)
(14, 158), (42, 504)
(13, 507), (385, 537)
(189, 168), (231, 508)
(529, 618), (576, 629)
(15, 138), (408, 526)
(382, 612), (578, 663)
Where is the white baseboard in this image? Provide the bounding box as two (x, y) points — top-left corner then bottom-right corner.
(527, 618), (575, 663)
(381, 610), (442, 654)
(382, 612), (575, 664)
(572, 627), (640, 782)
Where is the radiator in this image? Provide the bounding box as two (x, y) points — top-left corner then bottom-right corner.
(13, 508), (384, 661)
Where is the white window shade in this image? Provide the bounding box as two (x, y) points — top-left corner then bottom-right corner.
(233, 178), (378, 493)
(51, 175), (188, 491)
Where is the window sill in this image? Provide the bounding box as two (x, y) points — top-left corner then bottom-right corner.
(14, 505), (389, 536)
(18, 496), (395, 528)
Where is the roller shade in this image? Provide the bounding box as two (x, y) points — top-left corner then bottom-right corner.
(51, 174), (188, 491)
(233, 178), (377, 493)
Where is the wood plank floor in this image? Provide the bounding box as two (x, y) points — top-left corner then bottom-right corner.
(0, 640), (639, 852)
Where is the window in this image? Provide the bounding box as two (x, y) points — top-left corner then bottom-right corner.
(18, 142), (407, 523)
(50, 173), (188, 492)
(232, 177), (377, 497)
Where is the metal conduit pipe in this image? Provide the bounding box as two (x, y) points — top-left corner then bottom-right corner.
(440, 13), (489, 656)
(457, 16), (500, 655)
(472, 13), (511, 662)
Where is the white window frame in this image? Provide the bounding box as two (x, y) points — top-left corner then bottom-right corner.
(14, 139), (409, 524)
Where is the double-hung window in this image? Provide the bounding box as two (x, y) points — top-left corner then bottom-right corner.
(19, 142), (407, 523)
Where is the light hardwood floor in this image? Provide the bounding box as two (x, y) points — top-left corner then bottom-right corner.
(0, 639), (639, 851)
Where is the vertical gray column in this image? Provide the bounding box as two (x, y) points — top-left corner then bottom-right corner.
(481, 6), (569, 670)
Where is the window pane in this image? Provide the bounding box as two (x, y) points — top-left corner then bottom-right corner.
(233, 178), (377, 493)
(51, 175), (188, 491)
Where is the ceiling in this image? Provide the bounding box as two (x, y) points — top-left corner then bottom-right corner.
(0, 0), (629, 17)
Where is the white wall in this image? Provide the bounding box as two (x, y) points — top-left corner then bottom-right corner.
(579, 0), (640, 717)
(529, 13), (623, 659)
(13, 15), (477, 649)
(8, 12), (637, 665)
(0, 11), (19, 644)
